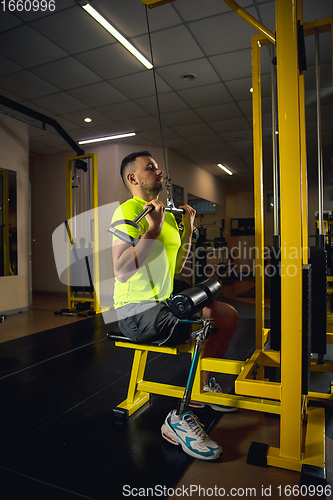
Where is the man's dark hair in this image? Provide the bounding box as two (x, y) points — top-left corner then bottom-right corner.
(120, 151), (153, 190)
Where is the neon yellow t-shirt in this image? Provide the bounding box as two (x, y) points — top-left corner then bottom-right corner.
(112, 196), (181, 308)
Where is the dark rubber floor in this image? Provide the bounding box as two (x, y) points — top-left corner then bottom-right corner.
(0, 314), (256, 499)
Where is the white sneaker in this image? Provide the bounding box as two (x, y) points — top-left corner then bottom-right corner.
(189, 377), (238, 412)
(204, 377), (223, 393)
(161, 410), (222, 460)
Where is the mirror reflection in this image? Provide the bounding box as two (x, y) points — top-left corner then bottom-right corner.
(0, 168), (18, 276)
(188, 194), (226, 285)
(188, 194), (224, 246)
(188, 194), (216, 214)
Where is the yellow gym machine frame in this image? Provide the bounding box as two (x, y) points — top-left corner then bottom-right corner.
(113, 0), (332, 479)
(248, 4), (333, 475)
(65, 153), (101, 315)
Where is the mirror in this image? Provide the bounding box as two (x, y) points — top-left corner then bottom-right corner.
(188, 194), (216, 214)
(187, 194), (226, 285)
(188, 193), (225, 246)
(0, 168), (18, 276)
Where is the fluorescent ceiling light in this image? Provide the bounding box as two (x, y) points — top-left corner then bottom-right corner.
(78, 132), (136, 145)
(81, 3), (153, 69)
(217, 163), (233, 176)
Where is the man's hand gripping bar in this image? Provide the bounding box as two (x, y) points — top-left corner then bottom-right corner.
(107, 204), (185, 246)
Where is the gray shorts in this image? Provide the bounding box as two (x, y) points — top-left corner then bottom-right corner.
(116, 300), (191, 346)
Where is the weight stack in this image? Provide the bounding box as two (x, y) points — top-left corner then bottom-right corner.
(270, 243), (281, 351)
(309, 246), (327, 357)
(302, 264), (312, 395)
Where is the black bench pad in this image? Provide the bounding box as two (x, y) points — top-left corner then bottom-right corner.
(107, 330), (140, 344)
(106, 329), (186, 348)
(107, 330), (166, 346)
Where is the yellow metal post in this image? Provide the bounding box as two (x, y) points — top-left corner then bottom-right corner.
(273, 0), (303, 466)
(91, 153), (101, 313)
(140, 0), (175, 8)
(303, 407), (326, 468)
(127, 349), (148, 404)
(65, 154), (100, 314)
(223, 0), (276, 44)
(252, 35), (265, 351)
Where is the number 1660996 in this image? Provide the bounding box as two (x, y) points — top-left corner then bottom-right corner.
(1, 0), (55, 12)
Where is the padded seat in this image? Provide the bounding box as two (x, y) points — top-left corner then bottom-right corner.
(107, 329), (180, 347)
(107, 330), (140, 344)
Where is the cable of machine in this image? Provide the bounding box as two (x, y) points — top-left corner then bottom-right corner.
(145, 5), (178, 212)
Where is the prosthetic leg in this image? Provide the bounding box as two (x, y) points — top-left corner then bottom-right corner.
(160, 279), (224, 461)
(176, 317), (213, 416)
(161, 314), (223, 461)
(168, 277), (221, 416)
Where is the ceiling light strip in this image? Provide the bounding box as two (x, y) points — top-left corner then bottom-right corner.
(218, 163), (233, 175)
(81, 3), (153, 69)
(78, 132), (136, 145)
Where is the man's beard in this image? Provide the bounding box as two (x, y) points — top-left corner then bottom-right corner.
(139, 180), (163, 197)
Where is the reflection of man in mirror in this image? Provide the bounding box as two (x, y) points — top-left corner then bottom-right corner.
(111, 151), (239, 461)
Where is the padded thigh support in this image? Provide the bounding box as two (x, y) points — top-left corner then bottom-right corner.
(170, 278), (221, 319)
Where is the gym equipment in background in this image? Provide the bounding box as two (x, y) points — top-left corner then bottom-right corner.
(268, 42), (282, 352)
(308, 29), (327, 363)
(55, 154), (101, 317)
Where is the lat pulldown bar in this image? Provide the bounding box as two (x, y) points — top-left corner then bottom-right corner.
(107, 203), (185, 246)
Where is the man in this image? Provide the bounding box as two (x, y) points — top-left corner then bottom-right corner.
(112, 151), (238, 461)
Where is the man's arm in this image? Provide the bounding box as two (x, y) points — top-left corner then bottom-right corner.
(175, 205), (196, 274)
(112, 200), (165, 283)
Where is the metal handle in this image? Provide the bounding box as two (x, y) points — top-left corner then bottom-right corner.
(133, 204), (185, 225)
(166, 206), (185, 215)
(134, 204), (155, 224)
(108, 204), (186, 246)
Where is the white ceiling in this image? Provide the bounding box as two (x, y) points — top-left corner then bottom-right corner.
(0, 0), (332, 192)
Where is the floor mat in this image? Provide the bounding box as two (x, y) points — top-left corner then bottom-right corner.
(0, 315), (256, 499)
